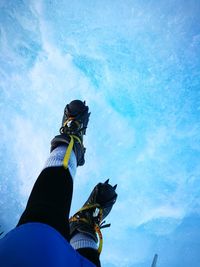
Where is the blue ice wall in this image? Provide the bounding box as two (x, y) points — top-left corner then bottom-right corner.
(0, 1), (200, 266)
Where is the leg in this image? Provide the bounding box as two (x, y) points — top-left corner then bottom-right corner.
(17, 165), (73, 240)
(17, 100), (107, 267)
(77, 248), (101, 267)
(17, 99), (90, 241)
(69, 180), (118, 267)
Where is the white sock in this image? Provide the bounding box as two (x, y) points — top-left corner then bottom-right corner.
(70, 233), (98, 250)
(44, 145), (77, 180)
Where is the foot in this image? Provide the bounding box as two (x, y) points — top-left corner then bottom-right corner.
(69, 180), (118, 244)
(60, 100), (90, 141)
(51, 100), (90, 166)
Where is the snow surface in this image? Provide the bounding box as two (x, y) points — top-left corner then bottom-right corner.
(0, 0), (200, 266)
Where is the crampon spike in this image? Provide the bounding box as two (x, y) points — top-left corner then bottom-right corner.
(113, 184), (117, 190)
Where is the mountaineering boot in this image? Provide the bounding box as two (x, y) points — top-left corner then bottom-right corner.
(69, 180), (118, 252)
(51, 100), (90, 166)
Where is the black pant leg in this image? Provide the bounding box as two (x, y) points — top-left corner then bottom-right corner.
(77, 248), (101, 267)
(17, 166), (73, 241)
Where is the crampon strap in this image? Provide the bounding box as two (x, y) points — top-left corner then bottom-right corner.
(63, 134), (82, 169)
(69, 204), (111, 254)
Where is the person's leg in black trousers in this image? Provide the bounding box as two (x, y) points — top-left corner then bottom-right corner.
(17, 100), (102, 266)
(17, 166), (73, 241)
(17, 100), (117, 267)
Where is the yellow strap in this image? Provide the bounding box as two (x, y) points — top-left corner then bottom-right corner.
(69, 204), (100, 223)
(95, 224), (103, 254)
(63, 135), (74, 169)
(96, 208), (103, 254)
(69, 206), (104, 254)
(72, 135), (82, 144)
(63, 134), (83, 169)
(63, 117), (75, 127)
(69, 216), (104, 254)
(78, 203), (100, 213)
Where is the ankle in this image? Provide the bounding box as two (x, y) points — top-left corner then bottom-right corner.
(70, 233), (98, 250)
